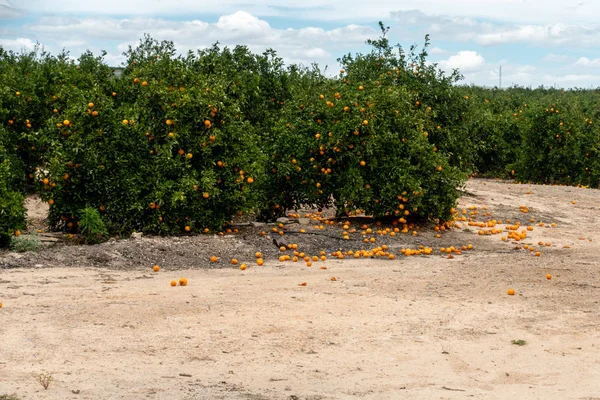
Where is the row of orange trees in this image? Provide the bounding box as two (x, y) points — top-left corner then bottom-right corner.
(1, 25), (598, 244)
(463, 86), (600, 186)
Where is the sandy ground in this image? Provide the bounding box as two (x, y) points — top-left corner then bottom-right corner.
(1, 178), (600, 400)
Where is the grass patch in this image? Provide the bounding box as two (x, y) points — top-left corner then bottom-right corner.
(10, 234), (41, 252)
(0, 395), (22, 400)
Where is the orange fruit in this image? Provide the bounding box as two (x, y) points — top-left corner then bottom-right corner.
(257, 258), (264, 266)
(166, 119), (173, 126)
(179, 278), (188, 286)
(133, 77), (140, 84)
(330, 277), (337, 281)
(507, 288), (515, 296)
(0, 302), (2, 308)
(247, 177), (254, 184)
(170, 280), (177, 287)
(63, 119), (70, 126)
(14, 230), (21, 237)
(210, 256), (218, 263)
(153, 265), (160, 272)
(184, 226), (191, 232)
(240, 263), (247, 270)
(142, 81), (148, 86)
(546, 274), (552, 280)
(255, 252), (262, 258)
(203, 192), (209, 199)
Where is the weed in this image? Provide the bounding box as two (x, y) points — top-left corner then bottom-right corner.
(36, 372), (53, 390)
(10, 234), (41, 252)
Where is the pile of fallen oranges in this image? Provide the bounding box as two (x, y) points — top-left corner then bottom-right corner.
(141, 201), (562, 296)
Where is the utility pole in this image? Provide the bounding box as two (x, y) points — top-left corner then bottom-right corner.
(499, 65), (502, 88)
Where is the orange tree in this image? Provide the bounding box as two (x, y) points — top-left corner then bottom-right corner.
(339, 24), (475, 172)
(38, 37), (267, 234)
(464, 92), (523, 177)
(0, 46), (84, 182)
(514, 101), (599, 186)
(260, 28), (467, 223)
(460, 85), (600, 186)
(0, 126), (26, 245)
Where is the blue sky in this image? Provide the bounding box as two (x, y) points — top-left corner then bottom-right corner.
(2, 0), (600, 87)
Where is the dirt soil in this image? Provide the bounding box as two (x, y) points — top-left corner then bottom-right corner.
(1, 178), (599, 400)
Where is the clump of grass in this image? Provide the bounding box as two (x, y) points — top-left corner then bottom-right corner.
(36, 372), (53, 390)
(10, 234), (41, 252)
(0, 395), (22, 400)
(77, 207), (108, 244)
(511, 339), (527, 346)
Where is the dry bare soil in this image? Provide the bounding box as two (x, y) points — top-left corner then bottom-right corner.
(1, 178), (599, 400)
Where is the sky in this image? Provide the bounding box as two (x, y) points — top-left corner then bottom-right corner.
(1, 0), (600, 88)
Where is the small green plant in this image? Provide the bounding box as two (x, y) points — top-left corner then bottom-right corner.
(511, 339), (527, 346)
(10, 234), (41, 252)
(0, 395), (22, 400)
(0, 143), (26, 248)
(77, 207), (108, 244)
(36, 372), (53, 390)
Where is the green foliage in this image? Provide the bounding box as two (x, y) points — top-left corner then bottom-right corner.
(77, 207), (108, 244)
(0, 129), (26, 247)
(0, 395), (22, 400)
(2, 24), (598, 243)
(461, 86), (600, 187)
(260, 24), (469, 222)
(10, 233), (41, 252)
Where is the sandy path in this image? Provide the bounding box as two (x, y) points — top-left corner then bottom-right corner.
(1, 179), (599, 400)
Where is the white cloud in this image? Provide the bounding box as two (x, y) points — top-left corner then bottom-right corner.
(13, 12), (375, 69)
(438, 51), (485, 72)
(391, 9), (600, 48)
(429, 47), (447, 55)
(10, 0), (600, 25)
(59, 40), (87, 48)
(543, 53), (570, 62)
(0, 0), (22, 19)
(541, 73), (600, 87)
(0, 37), (40, 52)
(573, 57), (600, 68)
